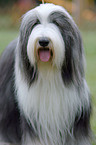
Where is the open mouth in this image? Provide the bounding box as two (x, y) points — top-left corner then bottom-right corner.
(37, 48), (53, 62)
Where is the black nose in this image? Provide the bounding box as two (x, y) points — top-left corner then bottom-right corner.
(39, 38), (49, 47)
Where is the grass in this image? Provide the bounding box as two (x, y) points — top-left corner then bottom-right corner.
(0, 29), (96, 144)
(0, 29), (19, 54)
(82, 31), (96, 144)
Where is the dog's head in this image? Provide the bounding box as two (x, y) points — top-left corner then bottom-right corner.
(17, 3), (84, 86)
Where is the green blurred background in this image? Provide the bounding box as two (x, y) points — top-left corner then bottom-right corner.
(0, 0), (96, 144)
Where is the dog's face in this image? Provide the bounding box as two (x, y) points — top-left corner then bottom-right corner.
(27, 5), (65, 68)
(18, 3), (84, 86)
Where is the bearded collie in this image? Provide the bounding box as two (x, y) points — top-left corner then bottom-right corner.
(0, 3), (91, 145)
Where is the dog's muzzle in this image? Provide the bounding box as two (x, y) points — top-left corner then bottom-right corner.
(36, 37), (54, 62)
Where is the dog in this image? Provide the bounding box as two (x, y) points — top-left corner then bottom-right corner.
(0, 3), (91, 145)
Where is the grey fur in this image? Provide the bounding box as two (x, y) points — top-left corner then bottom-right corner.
(0, 4), (92, 145)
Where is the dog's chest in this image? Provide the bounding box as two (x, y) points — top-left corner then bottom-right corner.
(16, 67), (81, 145)
(17, 69), (65, 117)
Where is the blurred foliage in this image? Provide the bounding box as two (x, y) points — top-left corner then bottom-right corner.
(0, 0), (17, 6)
(0, 0), (96, 27)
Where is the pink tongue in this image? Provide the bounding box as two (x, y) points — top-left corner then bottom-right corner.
(39, 49), (51, 62)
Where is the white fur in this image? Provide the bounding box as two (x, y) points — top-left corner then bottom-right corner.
(15, 3), (91, 145)
(15, 57), (90, 145)
(27, 23), (65, 68)
(23, 3), (73, 24)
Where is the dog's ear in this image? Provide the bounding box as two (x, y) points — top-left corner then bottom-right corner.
(60, 16), (85, 86)
(49, 12), (84, 86)
(17, 16), (40, 85)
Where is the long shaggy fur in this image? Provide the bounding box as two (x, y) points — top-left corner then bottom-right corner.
(0, 3), (91, 145)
